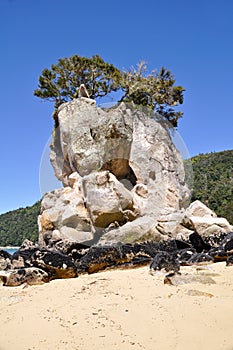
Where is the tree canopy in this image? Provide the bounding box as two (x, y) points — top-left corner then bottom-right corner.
(34, 54), (122, 109)
(120, 61), (185, 127)
(34, 54), (185, 126)
(190, 150), (233, 225)
(0, 201), (41, 246)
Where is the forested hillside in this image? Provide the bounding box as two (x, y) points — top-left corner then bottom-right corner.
(0, 201), (41, 246)
(0, 150), (232, 246)
(191, 150), (233, 224)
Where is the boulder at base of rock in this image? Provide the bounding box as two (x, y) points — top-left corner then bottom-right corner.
(38, 185), (93, 246)
(182, 216), (232, 238)
(184, 200), (217, 218)
(0, 250), (12, 270)
(182, 200), (233, 237)
(156, 208), (185, 235)
(0, 268), (49, 286)
(99, 216), (162, 245)
(31, 250), (77, 279)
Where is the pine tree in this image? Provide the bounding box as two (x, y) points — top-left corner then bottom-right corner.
(34, 55), (185, 126)
(120, 61), (185, 127)
(34, 54), (122, 109)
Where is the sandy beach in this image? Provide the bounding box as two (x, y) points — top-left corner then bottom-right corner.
(0, 262), (233, 350)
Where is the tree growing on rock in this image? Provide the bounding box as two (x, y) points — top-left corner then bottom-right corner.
(34, 54), (185, 126)
(34, 54), (122, 109)
(120, 61), (185, 127)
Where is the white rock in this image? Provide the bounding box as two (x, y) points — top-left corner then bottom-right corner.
(99, 216), (162, 245)
(40, 100), (192, 245)
(182, 215), (232, 237)
(83, 171), (135, 228)
(185, 200), (217, 218)
(60, 226), (93, 242)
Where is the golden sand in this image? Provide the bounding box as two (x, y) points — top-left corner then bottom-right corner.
(0, 262), (233, 350)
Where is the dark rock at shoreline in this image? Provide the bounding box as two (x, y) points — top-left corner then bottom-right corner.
(76, 244), (152, 274)
(150, 252), (180, 273)
(0, 250), (12, 260)
(55, 240), (89, 253)
(0, 267), (49, 286)
(1, 232), (233, 286)
(208, 248), (228, 262)
(219, 232), (233, 252)
(176, 248), (197, 264)
(76, 232), (233, 276)
(31, 249), (77, 279)
(189, 232), (211, 253)
(226, 255), (233, 266)
(186, 252), (213, 264)
(203, 232), (228, 248)
(12, 247), (38, 268)
(55, 240), (90, 260)
(0, 250), (12, 270)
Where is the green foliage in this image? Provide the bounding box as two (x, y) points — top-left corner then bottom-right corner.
(120, 62), (185, 127)
(34, 55), (185, 126)
(0, 201), (41, 246)
(191, 150), (233, 224)
(34, 54), (122, 109)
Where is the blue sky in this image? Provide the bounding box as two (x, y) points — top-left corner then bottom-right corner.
(0, 0), (232, 214)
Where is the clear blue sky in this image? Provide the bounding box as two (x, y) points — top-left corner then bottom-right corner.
(0, 0), (232, 214)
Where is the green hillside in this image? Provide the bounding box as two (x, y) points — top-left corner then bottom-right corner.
(0, 201), (41, 246)
(191, 150), (233, 224)
(0, 150), (232, 247)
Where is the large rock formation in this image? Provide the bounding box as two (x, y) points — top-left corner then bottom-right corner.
(1, 97), (233, 287)
(39, 98), (191, 246)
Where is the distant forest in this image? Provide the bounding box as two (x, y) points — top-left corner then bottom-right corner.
(0, 150), (232, 246)
(0, 201), (41, 246)
(190, 150), (233, 224)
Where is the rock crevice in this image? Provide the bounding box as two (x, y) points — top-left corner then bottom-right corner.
(41, 99), (191, 246)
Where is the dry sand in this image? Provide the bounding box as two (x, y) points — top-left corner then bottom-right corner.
(0, 262), (233, 350)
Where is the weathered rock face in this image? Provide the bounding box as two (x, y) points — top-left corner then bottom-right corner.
(31, 249), (77, 279)
(0, 267), (49, 286)
(38, 184), (93, 245)
(156, 200), (233, 242)
(83, 171), (136, 228)
(39, 98), (190, 246)
(51, 99), (189, 205)
(181, 200), (233, 241)
(0, 250), (12, 270)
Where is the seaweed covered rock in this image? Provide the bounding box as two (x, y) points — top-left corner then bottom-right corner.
(31, 249), (77, 279)
(219, 232), (233, 253)
(76, 244), (153, 274)
(226, 255), (233, 266)
(186, 252), (213, 264)
(0, 250), (12, 270)
(2, 230), (233, 286)
(11, 247), (38, 268)
(150, 252), (180, 273)
(0, 267), (49, 286)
